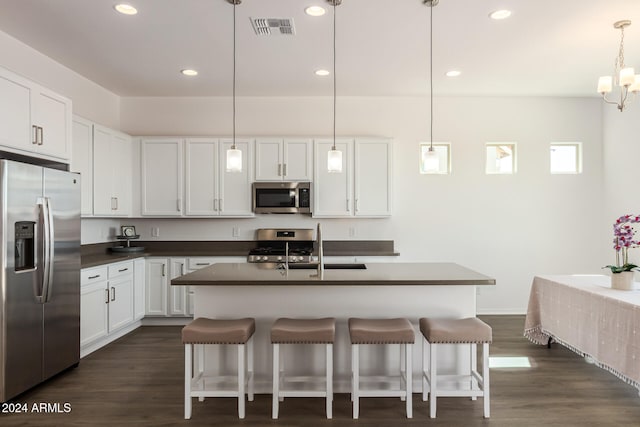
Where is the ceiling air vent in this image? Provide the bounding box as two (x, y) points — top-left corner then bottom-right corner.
(250, 18), (296, 36)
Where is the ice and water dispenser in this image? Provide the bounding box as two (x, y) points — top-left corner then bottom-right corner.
(15, 221), (35, 271)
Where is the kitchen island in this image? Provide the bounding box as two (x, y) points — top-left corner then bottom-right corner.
(172, 262), (495, 393)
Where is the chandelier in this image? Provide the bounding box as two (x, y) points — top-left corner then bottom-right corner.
(597, 20), (640, 112)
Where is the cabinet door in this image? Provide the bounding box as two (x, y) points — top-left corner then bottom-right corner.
(145, 259), (168, 316)
(219, 139), (254, 216)
(108, 276), (134, 331)
(168, 258), (188, 316)
(110, 131), (132, 216)
(0, 69), (32, 153)
(92, 125), (113, 216)
(141, 139), (183, 216)
(32, 85), (71, 160)
(283, 139), (312, 181)
(80, 281), (109, 347)
(354, 139), (392, 217)
(255, 138), (283, 181)
(313, 139), (353, 217)
(133, 258), (145, 320)
(185, 138), (218, 216)
(71, 117), (93, 216)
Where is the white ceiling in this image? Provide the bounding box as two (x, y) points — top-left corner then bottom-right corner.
(0, 0), (638, 97)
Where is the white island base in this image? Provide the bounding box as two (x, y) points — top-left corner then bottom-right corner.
(193, 284), (479, 393)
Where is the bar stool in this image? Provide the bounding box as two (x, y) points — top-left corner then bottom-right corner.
(348, 317), (415, 419)
(271, 317), (335, 419)
(420, 317), (492, 418)
(182, 317), (255, 419)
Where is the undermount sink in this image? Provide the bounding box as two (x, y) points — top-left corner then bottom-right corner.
(287, 263), (367, 270)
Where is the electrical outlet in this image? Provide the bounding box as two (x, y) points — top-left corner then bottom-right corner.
(349, 227), (356, 238)
(232, 226), (240, 237)
(151, 227), (160, 238)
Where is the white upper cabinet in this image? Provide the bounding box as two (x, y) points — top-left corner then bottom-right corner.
(0, 66), (71, 161)
(93, 124), (132, 217)
(71, 116), (94, 216)
(354, 139), (393, 217)
(313, 138), (353, 217)
(141, 138), (183, 216)
(185, 138), (218, 216)
(313, 138), (392, 218)
(255, 138), (312, 181)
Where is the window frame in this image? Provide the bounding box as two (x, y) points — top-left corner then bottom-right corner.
(550, 142), (582, 174)
(485, 142), (517, 175)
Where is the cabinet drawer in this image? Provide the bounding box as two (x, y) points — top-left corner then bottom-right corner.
(81, 266), (108, 286)
(108, 261), (134, 279)
(187, 258), (218, 270)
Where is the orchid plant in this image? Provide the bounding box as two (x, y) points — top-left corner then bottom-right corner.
(604, 214), (640, 273)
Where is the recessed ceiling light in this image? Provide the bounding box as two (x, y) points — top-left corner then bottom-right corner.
(315, 69), (330, 76)
(114, 4), (138, 15)
(489, 10), (512, 20)
(446, 70), (461, 77)
(181, 69), (198, 77)
(305, 6), (326, 17)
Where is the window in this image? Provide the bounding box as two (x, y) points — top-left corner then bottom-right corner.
(486, 143), (516, 174)
(419, 143), (451, 174)
(550, 143), (581, 174)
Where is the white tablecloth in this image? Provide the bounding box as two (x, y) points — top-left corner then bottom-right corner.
(524, 275), (640, 390)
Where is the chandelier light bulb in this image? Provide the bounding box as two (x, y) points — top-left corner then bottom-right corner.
(597, 76), (613, 93)
(620, 67), (636, 86)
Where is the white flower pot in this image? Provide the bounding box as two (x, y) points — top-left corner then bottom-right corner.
(610, 271), (635, 290)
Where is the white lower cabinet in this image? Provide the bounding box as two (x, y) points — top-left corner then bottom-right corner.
(80, 260), (143, 357)
(145, 256), (245, 319)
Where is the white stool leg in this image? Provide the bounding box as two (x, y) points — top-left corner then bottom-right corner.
(326, 343), (333, 419)
(184, 344), (192, 420)
(471, 343), (478, 400)
(352, 344), (360, 419)
(422, 336), (428, 402)
(198, 345), (205, 402)
(272, 343), (279, 419)
(238, 344), (246, 419)
(406, 343), (413, 418)
(483, 342), (490, 418)
(247, 336), (254, 402)
(429, 342), (437, 418)
(400, 343), (406, 401)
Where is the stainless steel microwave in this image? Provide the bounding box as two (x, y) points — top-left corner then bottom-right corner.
(252, 182), (311, 214)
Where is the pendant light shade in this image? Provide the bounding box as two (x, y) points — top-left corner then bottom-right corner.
(226, 147), (242, 172)
(226, 0), (242, 172)
(422, 147), (439, 173)
(327, 148), (343, 173)
(327, 0), (343, 173)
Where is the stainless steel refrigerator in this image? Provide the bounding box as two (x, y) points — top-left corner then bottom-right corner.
(0, 159), (80, 402)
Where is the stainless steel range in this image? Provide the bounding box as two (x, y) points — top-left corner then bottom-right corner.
(248, 228), (315, 263)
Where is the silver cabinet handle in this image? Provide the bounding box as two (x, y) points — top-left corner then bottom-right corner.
(181, 264), (184, 275)
(38, 127), (44, 145)
(161, 264), (166, 277)
(111, 197), (116, 211)
(111, 286), (116, 302)
(114, 197), (118, 211)
(346, 198), (350, 211)
(195, 263), (209, 266)
(177, 198), (181, 212)
(283, 164), (287, 177)
(213, 198), (218, 211)
(105, 288), (110, 304)
(278, 163), (282, 176)
(88, 274), (101, 279)
(219, 198), (223, 212)
(32, 125), (38, 145)
(118, 268), (128, 273)
(356, 199), (359, 212)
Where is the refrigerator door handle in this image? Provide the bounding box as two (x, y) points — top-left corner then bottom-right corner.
(39, 197), (55, 304)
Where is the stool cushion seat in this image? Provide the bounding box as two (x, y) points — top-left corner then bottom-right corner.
(348, 318), (415, 344)
(182, 317), (255, 344)
(271, 318), (336, 344)
(420, 317), (492, 344)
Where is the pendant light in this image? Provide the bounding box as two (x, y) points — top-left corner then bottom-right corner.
(422, 0), (439, 173)
(226, 0), (242, 172)
(327, 0), (343, 173)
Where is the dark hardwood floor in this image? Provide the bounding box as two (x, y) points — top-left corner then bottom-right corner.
(2, 316), (639, 426)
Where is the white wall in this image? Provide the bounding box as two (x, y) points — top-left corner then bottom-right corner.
(602, 104), (640, 267)
(0, 30), (120, 128)
(119, 95), (604, 314)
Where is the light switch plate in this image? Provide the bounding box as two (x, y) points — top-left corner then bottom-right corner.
(151, 227), (160, 237)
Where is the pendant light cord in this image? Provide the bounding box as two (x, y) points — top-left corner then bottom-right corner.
(429, 2), (433, 150)
(332, 1), (337, 151)
(232, 1), (237, 149)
